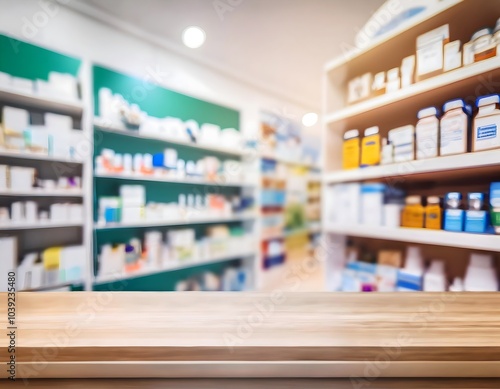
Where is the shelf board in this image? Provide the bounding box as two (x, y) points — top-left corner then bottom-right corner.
(325, 224), (500, 252)
(261, 154), (320, 170)
(94, 251), (255, 284)
(0, 189), (83, 197)
(0, 149), (84, 164)
(324, 0), (462, 73)
(325, 56), (500, 126)
(324, 149), (500, 184)
(0, 221), (83, 231)
(94, 214), (257, 230)
(0, 86), (83, 116)
(94, 118), (248, 157)
(21, 280), (83, 292)
(94, 172), (255, 188)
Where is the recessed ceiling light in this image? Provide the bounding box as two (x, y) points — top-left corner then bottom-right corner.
(182, 26), (206, 48)
(302, 112), (318, 127)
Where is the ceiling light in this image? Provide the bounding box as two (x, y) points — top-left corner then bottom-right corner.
(302, 112), (318, 127)
(182, 26), (206, 48)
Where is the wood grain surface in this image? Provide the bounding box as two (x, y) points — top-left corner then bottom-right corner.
(1, 292), (500, 379)
(6, 378), (500, 388)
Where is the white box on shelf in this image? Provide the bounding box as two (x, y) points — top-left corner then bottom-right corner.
(360, 184), (385, 226)
(325, 183), (361, 226)
(50, 203), (69, 222)
(199, 123), (221, 145)
(121, 206), (143, 223)
(444, 40), (462, 71)
(119, 185), (145, 207)
(11, 77), (34, 94)
(44, 113), (72, 132)
(48, 72), (79, 101)
(2, 106), (29, 133)
(99, 244), (125, 277)
(416, 24), (449, 79)
(9, 167), (34, 190)
(68, 204), (83, 222)
(60, 245), (85, 282)
(389, 125), (415, 162)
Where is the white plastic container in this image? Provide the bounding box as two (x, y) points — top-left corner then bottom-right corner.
(440, 98), (470, 156)
(473, 94), (500, 152)
(416, 107), (439, 159)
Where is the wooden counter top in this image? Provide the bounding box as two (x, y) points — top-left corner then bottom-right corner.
(1, 292), (500, 379)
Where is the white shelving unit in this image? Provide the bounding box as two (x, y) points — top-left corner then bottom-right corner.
(322, 0), (500, 291)
(0, 59), (90, 291)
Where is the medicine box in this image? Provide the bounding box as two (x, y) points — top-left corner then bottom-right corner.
(360, 183), (385, 226)
(444, 40), (462, 71)
(416, 24), (449, 80)
(465, 210), (489, 233)
(9, 167), (34, 190)
(396, 269), (423, 291)
(389, 125), (415, 162)
(444, 209), (464, 231)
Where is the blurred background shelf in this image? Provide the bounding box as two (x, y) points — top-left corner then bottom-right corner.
(0, 85), (84, 116)
(0, 221), (83, 230)
(94, 173), (255, 188)
(324, 150), (500, 184)
(326, 224), (500, 252)
(94, 119), (247, 157)
(94, 251), (255, 285)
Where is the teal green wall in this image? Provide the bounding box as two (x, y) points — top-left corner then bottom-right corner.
(0, 34), (81, 80)
(92, 65), (239, 129)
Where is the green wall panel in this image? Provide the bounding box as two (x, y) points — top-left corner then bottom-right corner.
(0, 34), (81, 80)
(92, 65), (240, 130)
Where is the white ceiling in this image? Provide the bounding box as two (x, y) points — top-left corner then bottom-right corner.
(72, 0), (385, 110)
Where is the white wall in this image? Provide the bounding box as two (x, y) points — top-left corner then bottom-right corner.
(0, 0), (322, 143)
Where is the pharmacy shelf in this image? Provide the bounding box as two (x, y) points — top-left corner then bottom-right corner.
(324, 149), (500, 184)
(325, 224), (500, 252)
(0, 86), (83, 116)
(94, 118), (248, 157)
(261, 153), (320, 170)
(0, 149), (84, 164)
(324, 0), (461, 72)
(94, 251), (255, 284)
(325, 56), (500, 126)
(94, 172), (255, 188)
(21, 280), (84, 292)
(0, 189), (83, 197)
(94, 214), (257, 231)
(0, 221), (83, 231)
(262, 225), (322, 241)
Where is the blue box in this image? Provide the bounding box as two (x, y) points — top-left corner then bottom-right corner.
(465, 210), (488, 233)
(396, 270), (423, 291)
(444, 209), (464, 231)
